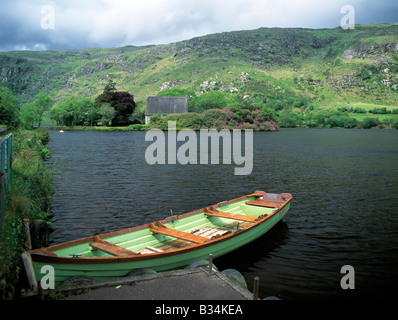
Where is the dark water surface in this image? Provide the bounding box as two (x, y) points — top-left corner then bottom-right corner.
(47, 128), (398, 300)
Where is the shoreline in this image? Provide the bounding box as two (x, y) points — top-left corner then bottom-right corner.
(46, 125), (397, 132)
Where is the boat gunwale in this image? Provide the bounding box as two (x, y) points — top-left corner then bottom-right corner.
(30, 192), (292, 264)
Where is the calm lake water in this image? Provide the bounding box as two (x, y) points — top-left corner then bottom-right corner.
(47, 128), (398, 300)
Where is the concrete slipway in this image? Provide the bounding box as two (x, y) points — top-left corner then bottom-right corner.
(55, 268), (255, 300)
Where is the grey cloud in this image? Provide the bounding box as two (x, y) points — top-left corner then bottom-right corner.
(0, 0), (396, 52)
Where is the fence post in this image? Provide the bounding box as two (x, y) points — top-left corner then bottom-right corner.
(0, 133), (12, 234)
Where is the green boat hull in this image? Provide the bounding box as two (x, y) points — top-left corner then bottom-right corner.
(30, 192), (291, 288)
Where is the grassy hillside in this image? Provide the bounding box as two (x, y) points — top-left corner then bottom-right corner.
(0, 24), (397, 121)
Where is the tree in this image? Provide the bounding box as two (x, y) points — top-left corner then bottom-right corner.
(0, 86), (19, 129)
(57, 97), (81, 126)
(49, 105), (65, 126)
(278, 109), (304, 127)
(94, 79), (117, 108)
(129, 101), (145, 124)
(99, 103), (116, 126)
(111, 91), (136, 126)
(86, 105), (101, 126)
(50, 96), (97, 126)
(34, 95), (53, 127)
(94, 80), (136, 126)
(20, 102), (36, 129)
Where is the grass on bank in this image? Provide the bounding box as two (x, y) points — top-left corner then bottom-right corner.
(50, 123), (147, 131)
(0, 128), (54, 299)
(349, 112), (398, 122)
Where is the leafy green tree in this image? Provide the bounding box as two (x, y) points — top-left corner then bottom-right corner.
(129, 101), (145, 124)
(86, 105), (101, 126)
(0, 86), (19, 129)
(49, 105), (65, 126)
(302, 110), (321, 128)
(95, 79), (117, 107)
(20, 103), (36, 129)
(50, 96), (97, 126)
(99, 103), (116, 126)
(34, 95), (53, 127)
(94, 80), (136, 126)
(278, 109), (304, 127)
(59, 97), (81, 126)
(72, 96), (96, 125)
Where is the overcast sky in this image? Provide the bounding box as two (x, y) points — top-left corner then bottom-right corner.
(0, 0), (397, 52)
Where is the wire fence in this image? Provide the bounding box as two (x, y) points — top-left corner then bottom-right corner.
(0, 133), (12, 234)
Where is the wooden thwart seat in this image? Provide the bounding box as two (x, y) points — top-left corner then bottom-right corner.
(145, 246), (163, 253)
(204, 207), (258, 223)
(138, 246), (164, 254)
(245, 200), (281, 208)
(191, 227), (230, 239)
(90, 236), (137, 256)
(150, 223), (208, 244)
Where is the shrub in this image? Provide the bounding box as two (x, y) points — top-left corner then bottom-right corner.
(127, 124), (146, 131)
(190, 91), (230, 113)
(343, 117), (359, 128)
(361, 117), (380, 129)
(201, 109), (227, 129)
(1, 129), (54, 298)
(149, 113), (203, 131)
(177, 113), (202, 130)
(0, 86), (20, 129)
(370, 107), (389, 114)
(301, 109), (357, 128)
(149, 113), (162, 125)
(148, 107), (278, 131)
(278, 109), (304, 127)
(360, 67), (372, 80)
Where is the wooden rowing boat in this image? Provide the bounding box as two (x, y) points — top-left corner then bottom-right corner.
(29, 191), (292, 287)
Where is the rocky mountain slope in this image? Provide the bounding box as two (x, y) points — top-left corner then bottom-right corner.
(0, 23), (397, 109)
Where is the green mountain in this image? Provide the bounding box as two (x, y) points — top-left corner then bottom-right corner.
(0, 23), (397, 112)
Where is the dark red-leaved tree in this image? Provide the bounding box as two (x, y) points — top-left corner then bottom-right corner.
(111, 91), (137, 126)
(95, 80), (137, 126)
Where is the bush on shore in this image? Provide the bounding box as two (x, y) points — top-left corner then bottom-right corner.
(0, 128), (54, 299)
(148, 108), (278, 131)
